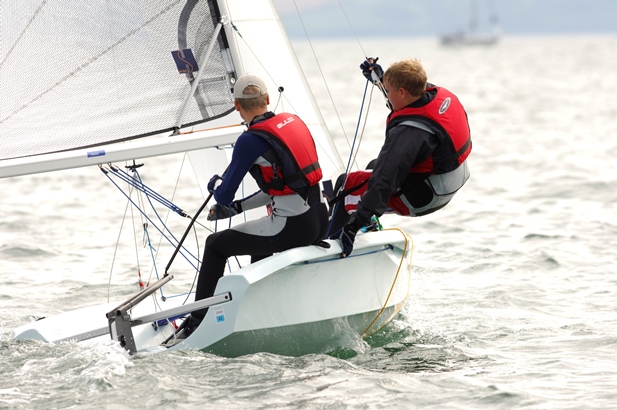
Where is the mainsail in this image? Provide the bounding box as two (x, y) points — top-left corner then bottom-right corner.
(0, 1), (235, 160)
(0, 0), (344, 181)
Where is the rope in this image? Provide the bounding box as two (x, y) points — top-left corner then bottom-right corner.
(143, 153), (197, 297)
(361, 228), (414, 338)
(334, 0), (370, 59)
(229, 12), (344, 174)
(143, 223), (166, 297)
(292, 2), (403, 338)
(325, 80), (373, 237)
(100, 166), (201, 269)
(107, 197), (132, 303)
(175, 122), (244, 135)
(106, 164), (188, 217)
(289, 1), (353, 161)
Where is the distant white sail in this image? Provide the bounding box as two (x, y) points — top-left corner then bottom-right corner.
(441, 0), (501, 46)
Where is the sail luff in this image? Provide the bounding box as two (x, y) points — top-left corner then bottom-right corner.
(269, 3), (345, 176)
(215, 0), (345, 180)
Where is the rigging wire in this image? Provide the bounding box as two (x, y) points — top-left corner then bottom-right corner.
(334, 0), (369, 59)
(347, 83), (375, 174)
(287, 0), (384, 173)
(285, 1), (396, 239)
(327, 81), (377, 236)
(107, 196), (132, 303)
(128, 163), (151, 292)
(324, 79), (374, 237)
(288, 0), (356, 170)
(227, 19), (342, 174)
(131, 184), (145, 290)
(328, 0), (387, 172)
(291, 0), (394, 238)
(103, 158), (213, 305)
(144, 153), (202, 291)
(326, 80), (373, 238)
(101, 166), (201, 268)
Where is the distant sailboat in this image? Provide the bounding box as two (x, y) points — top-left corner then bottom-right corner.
(441, 0), (500, 46)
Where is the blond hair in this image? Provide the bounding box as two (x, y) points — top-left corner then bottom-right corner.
(235, 85), (269, 111)
(383, 59), (427, 97)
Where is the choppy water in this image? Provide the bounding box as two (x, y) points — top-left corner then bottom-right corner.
(2, 35), (617, 409)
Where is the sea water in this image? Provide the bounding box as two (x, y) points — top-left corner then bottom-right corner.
(1, 35), (616, 409)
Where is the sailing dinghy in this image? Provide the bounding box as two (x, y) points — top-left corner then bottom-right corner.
(441, 0), (501, 46)
(1, 0), (413, 356)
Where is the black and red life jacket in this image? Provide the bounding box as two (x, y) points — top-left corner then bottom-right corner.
(248, 112), (322, 196)
(386, 86), (472, 175)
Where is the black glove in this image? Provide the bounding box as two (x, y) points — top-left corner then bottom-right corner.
(207, 201), (243, 221)
(360, 57), (384, 84)
(207, 174), (223, 194)
(329, 213), (367, 258)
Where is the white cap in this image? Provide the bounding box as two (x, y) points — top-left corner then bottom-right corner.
(233, 74), (268, 99)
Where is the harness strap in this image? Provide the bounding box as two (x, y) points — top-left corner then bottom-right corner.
(456, 137), (472, 159)
(327, 177), (369, 207)
(284, 161), (320, 185)
(262, 160), (320, 191)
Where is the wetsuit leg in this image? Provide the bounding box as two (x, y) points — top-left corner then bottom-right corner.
(193, 202), (327, 319)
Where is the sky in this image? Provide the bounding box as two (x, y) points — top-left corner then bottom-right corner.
(271, 0), (617, 38)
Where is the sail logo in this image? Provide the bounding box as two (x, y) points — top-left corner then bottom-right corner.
(439, 97), (451, 114)
(171, 49), (199, 74)
(277, 116), (295, 129)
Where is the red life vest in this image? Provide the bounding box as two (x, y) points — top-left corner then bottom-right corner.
(386, 86), (472, 175)
(248, 112), (322, 196)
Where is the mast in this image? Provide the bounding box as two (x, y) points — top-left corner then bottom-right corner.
(470, 0), (479, 34)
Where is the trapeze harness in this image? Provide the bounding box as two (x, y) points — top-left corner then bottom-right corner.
(247, 112), (322, 200)
(193, 113), (328, 309)
(344, 86), (471, 217)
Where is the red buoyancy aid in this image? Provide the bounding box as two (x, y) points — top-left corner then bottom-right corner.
(386, 86), (472, 175)
(248, 112), (322, 196)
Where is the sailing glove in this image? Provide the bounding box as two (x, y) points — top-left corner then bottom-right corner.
(360, 57), (384, 84)
(330, 213), (367, 258)
(207, 174), (224, 194)
(207, 201), (243, 221)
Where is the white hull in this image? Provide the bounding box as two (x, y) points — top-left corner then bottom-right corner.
(5, 1), (415, 357)
(13, 230), (413, 357)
